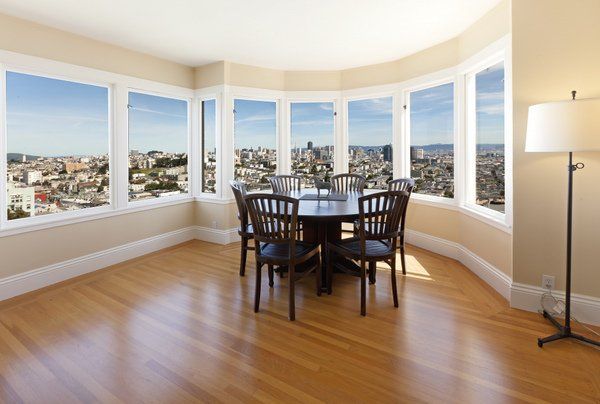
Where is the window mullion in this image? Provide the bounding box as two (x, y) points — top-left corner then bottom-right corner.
(114, 83), (129, 209)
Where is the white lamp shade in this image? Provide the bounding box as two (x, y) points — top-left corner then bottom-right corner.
(525, 98), (600, 152)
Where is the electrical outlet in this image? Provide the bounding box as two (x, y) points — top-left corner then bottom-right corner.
(542, 275), (555, 290)
(212, 220), (218, 229)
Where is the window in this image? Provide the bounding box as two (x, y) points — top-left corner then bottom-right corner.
(475, 62), (505, 213)
(290, 102), (335, 188)
(233, 99), (277, 191)
(408, 83), (454, 198)
(128, 92), (189, 201)
(201, 99), (217, 194)
(5, 71), (110, 220)
(347, 97), (393, 189)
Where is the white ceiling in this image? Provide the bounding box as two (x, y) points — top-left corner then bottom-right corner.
(0, 0), (501, 70)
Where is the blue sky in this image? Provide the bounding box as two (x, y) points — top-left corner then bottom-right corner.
(348, 97), (393, 146)
(234, 99), (277, 149)
(202, 99), (216, 153)
(290, 102), (334, 149)
(7, 72), (109, 156)
(476, 62), (505, 144)
(410, 82), (454, 146)
(128, 92), (188, 153)
(7, 66), (503, 156)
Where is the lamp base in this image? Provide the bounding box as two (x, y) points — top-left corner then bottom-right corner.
(537, 310), (600, 348)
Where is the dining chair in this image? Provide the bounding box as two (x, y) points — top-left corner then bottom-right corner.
(387, 178), (415, 276)
(244, 193), (321, 321)
(327, 190), (409, 316)
(330, 173), (366, 193)
(268, 175), (302, 193)
(230, 180), (254, 276)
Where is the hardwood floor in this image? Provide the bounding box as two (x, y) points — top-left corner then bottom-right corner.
(0, 240), (598, 403)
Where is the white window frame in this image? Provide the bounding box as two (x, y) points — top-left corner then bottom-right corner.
(459, 38), (512, 231)
(230, 91), (281, 193)
(198, 95), (220, 198)
(0, 50), (194, 238)
(287, 93), (340, 186)
(125, 88), (193, 207)
(344, 93), (396, 182)
(1, 66), (115, 229)
(403, 75), (458, 205)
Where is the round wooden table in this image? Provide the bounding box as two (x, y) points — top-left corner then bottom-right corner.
(276, 189), (377, 290)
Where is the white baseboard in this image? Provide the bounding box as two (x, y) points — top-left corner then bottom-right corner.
(0, 226), (197, 301)
(511, 283), (600, 326)
(195, 226), (239, 245)
(405, 229), (512, 301)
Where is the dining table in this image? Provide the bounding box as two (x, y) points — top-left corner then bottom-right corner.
(274, 188), (378, 291)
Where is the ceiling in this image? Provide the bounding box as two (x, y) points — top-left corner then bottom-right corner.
(0, 0), (502, 70)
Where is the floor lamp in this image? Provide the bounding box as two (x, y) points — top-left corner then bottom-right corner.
(526, 91), (600, 347)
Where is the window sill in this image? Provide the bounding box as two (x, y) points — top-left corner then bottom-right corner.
(195, 196), (235, 204)
(0, 196), (194, 238)
(460, 204), (511, 234)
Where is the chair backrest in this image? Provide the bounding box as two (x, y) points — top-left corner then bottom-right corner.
(387, 178), (415, 234)
(331, 173), (366, 193)
(269, 175), (302, 193)
(230, 180), (249, 228)
(357, 191), (410, 243)
(244, 193), (299, 247)
(387, 178), (415, 194)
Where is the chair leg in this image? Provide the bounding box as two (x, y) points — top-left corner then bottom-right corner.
(400, 239), (407, 276)
(326, 251), (333, 295)
(268, 265), (274, 287)
(360, 259), (367, 316)
(315, 254), (322, 297)
(289, 265), (296, 321)
(254, 262), (262, 313)
(391, 256), (399, 308)
(368, 261), (376, 285)
(239, 237), (248, 276)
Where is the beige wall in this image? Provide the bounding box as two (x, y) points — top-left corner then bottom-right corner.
(512, 0), (600, 296)
(0, 203), (194, 278)
(0, 12), (194, 88)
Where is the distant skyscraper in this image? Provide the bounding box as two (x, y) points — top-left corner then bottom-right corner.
(22, 155), (27, 163)
(410, 146), (424, 160)
(307, 141), (313, 151)
(383, 145), (392, 162)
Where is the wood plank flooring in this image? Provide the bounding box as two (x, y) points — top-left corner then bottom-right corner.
(0, 240), (598, 403)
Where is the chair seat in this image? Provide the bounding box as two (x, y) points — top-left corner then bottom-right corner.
(257, 241), (319, 264)
(329, 237), (394, 260)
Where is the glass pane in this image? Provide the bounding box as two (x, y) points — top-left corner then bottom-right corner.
(348, 97), (393, 189)
(6, 71), (109, 220)
(409, 83), (454, 198)
(128, 92), (188, 201)
(476, 62), (505, 213)
(202, 99), (217, 194)
(290, 102), (334, 188)
(233, 99), (277, 192)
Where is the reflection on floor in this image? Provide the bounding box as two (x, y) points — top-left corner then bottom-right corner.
(0, 240), (598, 402)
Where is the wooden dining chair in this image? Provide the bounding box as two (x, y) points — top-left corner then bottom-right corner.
(230, 180), (254, 276)
(387, 178), (415, 276)
(330, 173), (366, 193)
(268, 175), (302, 193)
(327, 190), (409, 316)
(244, 193), (321, 321)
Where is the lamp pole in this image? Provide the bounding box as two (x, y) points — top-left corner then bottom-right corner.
(537, 92), (599, 347)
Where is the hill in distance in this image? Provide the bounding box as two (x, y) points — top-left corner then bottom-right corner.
(7, 153), (40, 162)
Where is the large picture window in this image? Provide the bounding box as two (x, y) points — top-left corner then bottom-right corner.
(290, 102), (335, 188)
(128, 92), (189, 201)
(201, 99), (217, 194)
(408, 83), (454, 198)
(347, 97), (393, 189)
(5, 71), (110, 220)
(475, 62), (505, 213)
(233, 99), (277, 191)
